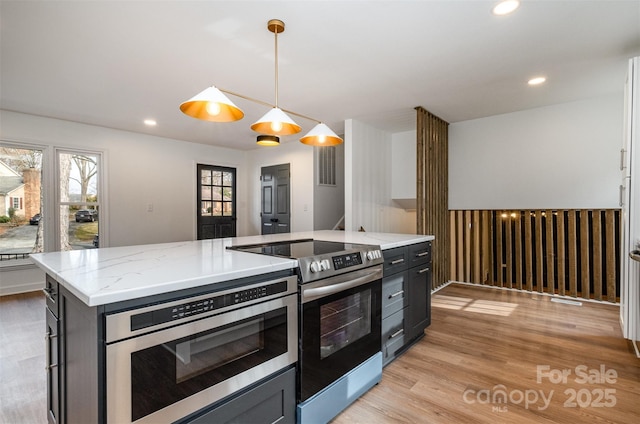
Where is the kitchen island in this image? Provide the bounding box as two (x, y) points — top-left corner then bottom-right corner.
(31, 230), (433, 424)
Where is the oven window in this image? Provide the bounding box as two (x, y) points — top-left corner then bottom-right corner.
(130, 308), (287, 422)
(320, 289), (371, 359)
(174, 318), (263, 383)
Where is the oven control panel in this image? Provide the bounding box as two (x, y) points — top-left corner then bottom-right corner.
(306, 249), (383, 273)
(333, 252), (363, 270)
(130, 280), (288, 331)
(298, 245), (383, 283)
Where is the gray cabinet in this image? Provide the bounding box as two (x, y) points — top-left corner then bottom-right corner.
(381, 241), (432, 365)
(44, 272), (296, 424)
(180, 367), (295, 424)
(44, 275), (62, 424)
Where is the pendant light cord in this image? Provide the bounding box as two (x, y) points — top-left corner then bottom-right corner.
(274, 26), (279, 108)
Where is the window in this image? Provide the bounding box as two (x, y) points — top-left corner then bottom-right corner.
(0, 142), (104, 265)
(0, 144), (43, 262)
(57, 151), (101, 251)
(200, 168), (234, 217)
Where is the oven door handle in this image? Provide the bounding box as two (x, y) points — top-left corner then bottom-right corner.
(301, 266), (382, 303)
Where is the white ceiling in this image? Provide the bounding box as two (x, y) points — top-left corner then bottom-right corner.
(1, 1), (639, 151)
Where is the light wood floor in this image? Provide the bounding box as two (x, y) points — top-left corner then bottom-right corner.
(333, 284), (640, 424)
(1, 284), (638, 424)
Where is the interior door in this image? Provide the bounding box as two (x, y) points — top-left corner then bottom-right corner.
(197, 164), (236, 239)
(261, 164), (290, 235)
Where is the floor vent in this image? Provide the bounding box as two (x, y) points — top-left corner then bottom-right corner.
(551, 298), (583, 306)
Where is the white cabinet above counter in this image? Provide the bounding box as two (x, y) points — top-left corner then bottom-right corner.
(30, 231), (433, 307)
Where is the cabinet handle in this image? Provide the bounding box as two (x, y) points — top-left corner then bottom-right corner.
(42, 287), (56, 302)
(416, 252), (429, 257)
(390, 258), (405, 265)
(620, 184), (625, 207)
(389, 329), (404, 339)
(45, 363), (58, 371)
(388, 290), (404, 299)
(621, 148), (626, 170)
(418, 267), (430, 274)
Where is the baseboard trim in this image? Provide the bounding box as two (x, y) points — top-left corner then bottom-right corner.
(0, 282), (44, 297)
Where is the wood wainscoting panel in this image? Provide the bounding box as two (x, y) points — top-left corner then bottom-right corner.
(449, 209), (620, 302)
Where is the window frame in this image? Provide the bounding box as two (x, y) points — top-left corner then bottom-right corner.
(54, 148), (104, 252)
(0, 140), (107, 269)
(0, 140), (48, 268)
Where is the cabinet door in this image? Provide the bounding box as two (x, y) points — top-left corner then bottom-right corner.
(382, 271), (408, 319)
(408, 241), (431, 268)
(46, 307), (60, 424)
(382, 309), (405, 365)
(382, 246), (408, 277)
(407, 264), (431, 341)
(44, 275), (59, 318)
(181, 367), (296, 424)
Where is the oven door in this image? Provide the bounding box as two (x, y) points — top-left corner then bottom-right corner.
(299, 265), (382, 402)
(106, 294), (297, 424)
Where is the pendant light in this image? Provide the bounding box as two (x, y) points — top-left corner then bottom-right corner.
(256, 135), (280, 146)
(300, 123), (343, 146)
(179, 19), (342, 147)
(251, 20), (301, 136)
(179, 86), (244, 122)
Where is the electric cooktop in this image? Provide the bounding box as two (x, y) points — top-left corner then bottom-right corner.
(228, 239), (383, 283)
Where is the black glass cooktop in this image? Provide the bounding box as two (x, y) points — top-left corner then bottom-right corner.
(228, 239), (360, 259)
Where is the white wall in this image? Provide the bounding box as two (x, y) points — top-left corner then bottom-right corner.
(449, 95), (623, 209)
(0, 110), (249, 294)
(245, 141), (314, 235)
(391, 130), (417, 205)
(345, 119), (416, 234)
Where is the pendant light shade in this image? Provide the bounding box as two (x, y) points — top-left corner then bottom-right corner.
(251, 107), (301, 136)
(256, 135), (280, 146)
(300, 123), (343, 146)
(180, 86), (244, 122)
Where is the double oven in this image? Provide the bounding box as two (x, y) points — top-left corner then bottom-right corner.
(105, 273), (298, 424)
(230, 239), (385, 423)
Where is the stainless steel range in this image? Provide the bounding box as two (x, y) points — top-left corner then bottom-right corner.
(228, 239), (384, 423)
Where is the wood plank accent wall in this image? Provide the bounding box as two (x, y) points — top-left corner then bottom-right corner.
(416, 107), (449, 290)
(449, 209), (620, 302)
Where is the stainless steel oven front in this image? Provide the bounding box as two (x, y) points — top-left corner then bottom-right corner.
(105, 275), (298, 424)
(298, 265), (383, 402)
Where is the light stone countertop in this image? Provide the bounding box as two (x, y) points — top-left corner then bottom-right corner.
(30, 230), (433, 307)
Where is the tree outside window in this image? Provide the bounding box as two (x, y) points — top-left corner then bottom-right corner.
(58, 151), (100, 251)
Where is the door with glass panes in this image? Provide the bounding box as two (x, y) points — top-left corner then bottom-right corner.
(197, 164), (236, 239)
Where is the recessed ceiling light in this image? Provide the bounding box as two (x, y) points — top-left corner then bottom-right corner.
(144, 119), (157, 126)
(493, 0), (520, 16)
(528, 77), (546, 86)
